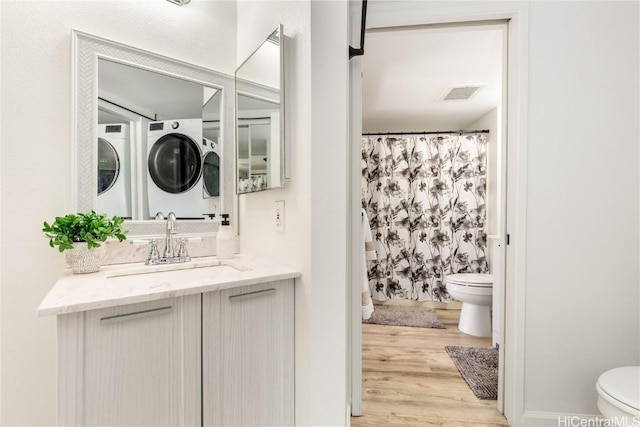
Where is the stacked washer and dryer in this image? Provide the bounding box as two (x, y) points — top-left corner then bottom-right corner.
(147, 118), (219, 219)
(97, 119), (220, 220)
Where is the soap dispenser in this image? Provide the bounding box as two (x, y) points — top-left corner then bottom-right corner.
(216, 214), (234, 260)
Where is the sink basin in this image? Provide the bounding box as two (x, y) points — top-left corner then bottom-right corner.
(106, 263), (243, 289)
(106, 258), (251, 280)
(106, 258), (222, 279)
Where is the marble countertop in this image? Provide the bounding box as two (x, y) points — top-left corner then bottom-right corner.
(37, 255), (300, 317)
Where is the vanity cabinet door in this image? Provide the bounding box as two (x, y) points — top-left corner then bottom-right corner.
(58, 295), (201, 426)
(203, 280), (294, 427)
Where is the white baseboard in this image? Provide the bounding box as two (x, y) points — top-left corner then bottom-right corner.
(523, 411), (604, 427)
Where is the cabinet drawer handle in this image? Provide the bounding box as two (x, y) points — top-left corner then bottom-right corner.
(229, 288), (276, 301)
(100, 306), (173, 324)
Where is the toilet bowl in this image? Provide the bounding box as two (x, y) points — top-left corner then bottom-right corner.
(446, 273), (493, 337)
(596, 366), (640, 426)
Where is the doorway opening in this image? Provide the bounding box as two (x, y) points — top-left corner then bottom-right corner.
(351, 20), (509, 425)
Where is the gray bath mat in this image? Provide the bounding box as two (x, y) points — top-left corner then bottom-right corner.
(445, 345), (498, 399)
(363, 305), (445, 329)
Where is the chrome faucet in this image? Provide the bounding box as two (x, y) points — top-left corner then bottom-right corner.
(144, 212), (191, 265)
(164, 212), (177, 259)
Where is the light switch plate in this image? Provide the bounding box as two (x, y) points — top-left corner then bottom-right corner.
(275, 200), (285, 232)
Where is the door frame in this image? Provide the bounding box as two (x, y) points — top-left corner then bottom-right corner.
(348, 2), (529, 425)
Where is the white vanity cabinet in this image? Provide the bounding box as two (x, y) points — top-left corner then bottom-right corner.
(203, 280), (295, 427)
(58, 295), (202, 426)
(41, 256), (300, 427)
(54, 280), (295, 427)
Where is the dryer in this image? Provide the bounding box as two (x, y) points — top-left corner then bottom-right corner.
(202, 137), (221, 195)
(147, 119), (204, 219)
(97, 123), (131, 218)
(201, 136), (221, 218)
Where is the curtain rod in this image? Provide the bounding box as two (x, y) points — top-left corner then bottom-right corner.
(98, 97), (156, 121)
(362, 129), (490, 136)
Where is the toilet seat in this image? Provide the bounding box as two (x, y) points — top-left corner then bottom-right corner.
(596, 366), (640, 415)
(447, 273), (493, 288)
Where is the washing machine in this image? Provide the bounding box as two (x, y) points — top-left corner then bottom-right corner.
(147, 119), (204, 219)
(202, 136), (221, 194)
(97, 123), (131, 218)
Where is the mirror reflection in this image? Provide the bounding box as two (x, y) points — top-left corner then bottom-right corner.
(236, 95), (281, 192)
(98, 59), (222, 219)
(236, 25), (284, 194)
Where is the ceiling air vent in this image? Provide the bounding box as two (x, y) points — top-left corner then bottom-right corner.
(442, 86), (482, 101)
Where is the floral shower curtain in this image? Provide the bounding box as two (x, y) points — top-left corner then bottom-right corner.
(361, 134), (488, 302)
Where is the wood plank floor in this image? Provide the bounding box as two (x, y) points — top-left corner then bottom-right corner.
(351, 306), (509, 427)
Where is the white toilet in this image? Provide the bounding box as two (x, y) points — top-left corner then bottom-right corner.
(596, 366), (640, 425)
(446, 273), (493, 337)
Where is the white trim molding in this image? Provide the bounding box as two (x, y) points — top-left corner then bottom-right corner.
(71, 30), (236, 236)
(502, 5), (529, 426)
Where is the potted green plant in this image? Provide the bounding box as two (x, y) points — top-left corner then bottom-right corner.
(43, 211), (127, 274)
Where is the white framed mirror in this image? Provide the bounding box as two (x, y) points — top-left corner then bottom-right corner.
(73, 30), (235, 235)
(235, 25), (285, 194)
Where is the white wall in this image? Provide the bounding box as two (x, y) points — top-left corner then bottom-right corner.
(236, 1), (349, 426)
(466, 108), (499, 237)
(0, 2), (236, 425)
(524, 1), (639, 418)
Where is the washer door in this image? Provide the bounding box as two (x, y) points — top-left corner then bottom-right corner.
(98, 137), (120, 195)
(148, 133), (202, 194)
(203, 151), (220, 197)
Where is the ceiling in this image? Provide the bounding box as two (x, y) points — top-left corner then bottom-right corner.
(362, 24), (503, 133)
(98, 59), (214, 123)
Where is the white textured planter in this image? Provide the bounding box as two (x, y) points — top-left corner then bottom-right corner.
(65, 242), (106, 274)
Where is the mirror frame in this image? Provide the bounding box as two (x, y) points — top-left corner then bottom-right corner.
(235, 24), (286, 194)
(72, 30), (236, 235)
